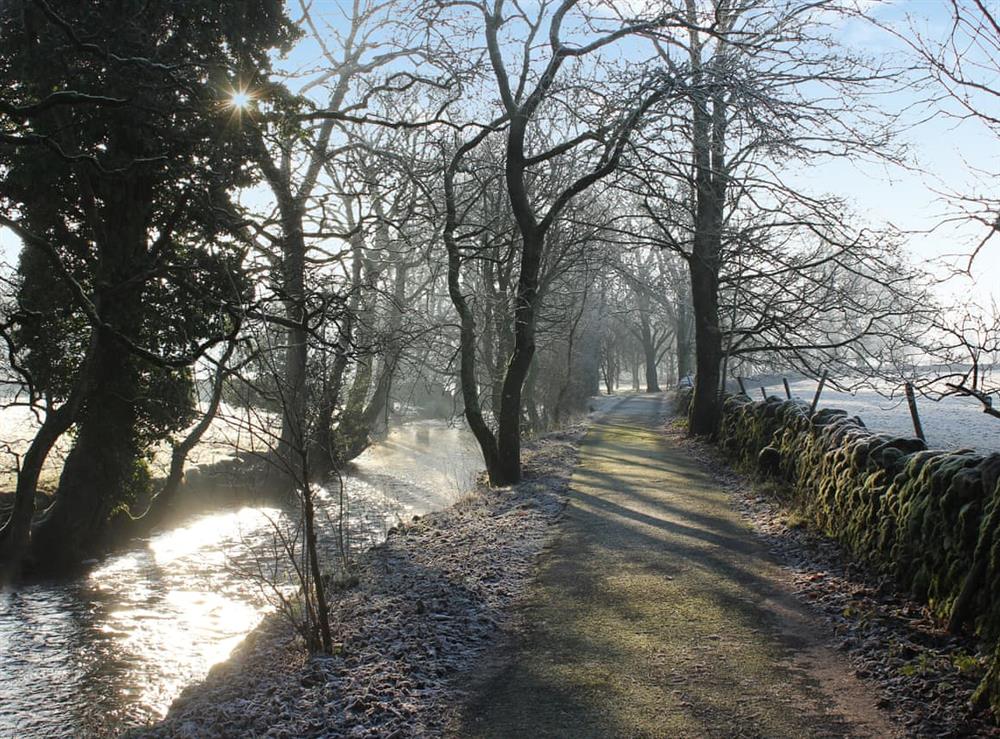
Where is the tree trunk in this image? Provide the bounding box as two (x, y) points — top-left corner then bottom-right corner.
(0, 407), (75, 578)
(330, 349), (374, 463)
(0, 425), (59, 573)
(686, 74), (727, 436)
(311, 230), (366, 478)
(31, 326), (140, 570)
(360, 259), (409, 438)
(687, 253), (723, 435)
(302, 481), (332, 653)
(601, 338), (616, 395)
(442, 131), (504, 484)
(0, 330), (96, 578)
(492, 224), (543, 485)
(494, 370), (525, 484)
(644, 349), (660, 393)
(323, 226), (407, 468)
(636, 291), (661, 393)
(685, 27), (729, 435)
(362, 356), (394, 434)
(640, 326), (661, 393)
(309, 329), (352, 479)
(676, 294), (693, 380)
(278, 219), (308, 469)
(480, 254), (511, 422)
(554, 280), (590, 423)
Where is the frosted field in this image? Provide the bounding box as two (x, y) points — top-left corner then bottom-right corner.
(0, 402), (279, 492)
(779, 379), (1000, 453)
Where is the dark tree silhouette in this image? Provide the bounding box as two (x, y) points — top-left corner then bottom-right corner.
(0, 0), (295, 573)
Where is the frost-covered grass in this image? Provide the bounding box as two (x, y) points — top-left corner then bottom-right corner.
(133, 424), (583, 738)
(0, 402), (262, 491)
(785, 380), (1000, 453)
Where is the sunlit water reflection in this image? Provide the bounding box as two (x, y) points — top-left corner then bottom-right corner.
(0, 421), (482, 738)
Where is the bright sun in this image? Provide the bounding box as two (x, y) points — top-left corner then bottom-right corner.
(229, 90), (252, 110)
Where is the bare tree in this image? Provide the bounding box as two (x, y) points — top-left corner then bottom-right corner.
(245, 0), (434, 471)
(886, 1), (1000, 416)
(616, 0), (914, 434)
(432, 0), (675, 484)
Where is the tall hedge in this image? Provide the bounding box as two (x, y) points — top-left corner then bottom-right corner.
(682, 389), (1000, 712)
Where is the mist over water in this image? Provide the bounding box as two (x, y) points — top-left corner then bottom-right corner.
(0, 421), (482, 738)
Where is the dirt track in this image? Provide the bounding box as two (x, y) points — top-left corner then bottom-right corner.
(460, 394), (897, 738)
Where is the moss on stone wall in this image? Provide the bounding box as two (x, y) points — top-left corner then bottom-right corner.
(711, 393), (1000, 715)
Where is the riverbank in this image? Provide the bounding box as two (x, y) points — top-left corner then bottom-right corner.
(1, 420), (485, 737)
(134, 423), (585, 737)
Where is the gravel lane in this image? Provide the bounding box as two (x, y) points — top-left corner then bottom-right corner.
(460, 394), (896, 738)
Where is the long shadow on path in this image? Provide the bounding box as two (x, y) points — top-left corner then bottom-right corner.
(459, 394), (897, 738)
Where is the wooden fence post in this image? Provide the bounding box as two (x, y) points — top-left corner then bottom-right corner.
(737, 376), (747, 395)
(783, 378), (792, 399)
(760, 386), (767, 400)
(904, 381), (927, 442)
(810, 370), (828, 416)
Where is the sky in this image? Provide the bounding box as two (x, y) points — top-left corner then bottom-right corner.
(821, 1), (1000, 310)
(2, 0), (997, 310)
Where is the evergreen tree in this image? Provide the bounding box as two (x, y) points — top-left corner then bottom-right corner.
(0, 0), (296, 571)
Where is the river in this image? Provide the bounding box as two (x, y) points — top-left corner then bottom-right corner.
(0, 421), (483, 738)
